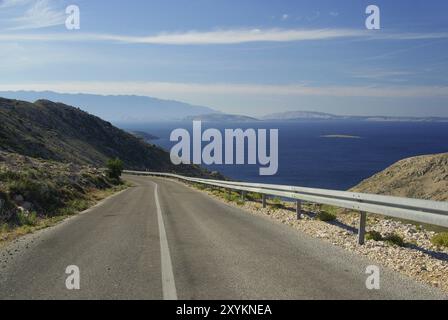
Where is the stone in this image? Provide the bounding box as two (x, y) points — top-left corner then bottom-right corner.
(22, 202), (33, 211)
(14, 195), (24, 203)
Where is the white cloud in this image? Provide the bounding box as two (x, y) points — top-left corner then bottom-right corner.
(106, 28), (364, 45)
(0, 0), (31, 9)
(1, 28), (447, 45)
(1, 81), (447, 98)
(0, 28), (369, 44)
(351, 69), (415, 80)
(2, 0), (65, 30)
(281, 14), (289, 21)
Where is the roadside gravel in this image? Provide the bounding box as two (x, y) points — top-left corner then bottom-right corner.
(192, 185), (448, 294)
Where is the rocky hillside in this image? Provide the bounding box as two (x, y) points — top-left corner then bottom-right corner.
(0, 97), (207, 176)
(351, 153), (448, 201)
(0, 151), (121, 227)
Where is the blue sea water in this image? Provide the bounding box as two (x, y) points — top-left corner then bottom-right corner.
(120, 121), (448, 190)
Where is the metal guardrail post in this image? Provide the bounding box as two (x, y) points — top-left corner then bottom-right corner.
(296, 200), (302, 220)
(241, 191), (246, 202)
(262, 194), (267, 208)
(358, 211), (367, 245)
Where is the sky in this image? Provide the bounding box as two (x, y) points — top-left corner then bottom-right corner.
(0, 0), (448, 117)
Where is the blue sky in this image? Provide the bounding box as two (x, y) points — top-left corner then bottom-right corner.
(0, 0), (447, 116)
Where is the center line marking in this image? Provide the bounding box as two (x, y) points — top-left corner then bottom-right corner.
(153, 182), (178, 300)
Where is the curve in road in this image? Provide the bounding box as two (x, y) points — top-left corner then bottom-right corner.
(0, 175), (445, 300)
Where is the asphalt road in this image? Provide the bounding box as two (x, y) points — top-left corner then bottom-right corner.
(0, 175), (445, 300)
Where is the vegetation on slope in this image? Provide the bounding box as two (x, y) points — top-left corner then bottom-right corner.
(0, 152), (126, 243)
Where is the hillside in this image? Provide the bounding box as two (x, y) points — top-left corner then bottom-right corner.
(0, 97), (207, 176)
(351, 153), (448, 201)
(0, 91), (218, 122)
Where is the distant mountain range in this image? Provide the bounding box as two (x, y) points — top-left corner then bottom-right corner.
(0, 91), (219, 123)
(261, 111), (448, 122)
(183, 113), (259, 122)
(187, 110), (448, 123)
(1, 91), (446, 123)
(262, 111), (337, 121)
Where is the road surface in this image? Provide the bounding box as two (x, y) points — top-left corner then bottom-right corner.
(0, 175), (445, 300)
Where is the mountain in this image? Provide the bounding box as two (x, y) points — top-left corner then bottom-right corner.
(262, 110), (448, 122)
(0, 91), (219, 123)
(351, 153), (448, 201)
(0, 97), (209, 176)
(184, 113), (260, 122)
(262, 111), (341, 121)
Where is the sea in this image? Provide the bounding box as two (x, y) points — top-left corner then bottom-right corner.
(119, 121), (448, 191)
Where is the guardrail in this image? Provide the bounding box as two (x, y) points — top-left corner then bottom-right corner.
(124, 170), (448, 245)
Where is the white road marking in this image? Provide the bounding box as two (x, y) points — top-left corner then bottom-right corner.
(153, 182), (178, 300)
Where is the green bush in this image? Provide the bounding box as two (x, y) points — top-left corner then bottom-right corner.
(224, 193), (235, 201)
(8, 179), (63, 212)
(211, 188), (225, 196)
(83, 173), (110, 189)
(16, 211), (38, 226)
(195, 183), (207, 190)
(366, 230), (383, 241)
(269, 197), (283, 209)
(224, 192), (243, 204)
(106, 158), (124, 181)
(431, 232), (448, 248)
(247, 192), (262, 201)
(316, 211), (337, 222)
(0, 223), (9, 233)
(57, 199), (90, 216)
(0, 170), (23, 181)
(0, 193), (9, 217)
(321, 205), (339, 216)
(384, 233), (405, 247)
